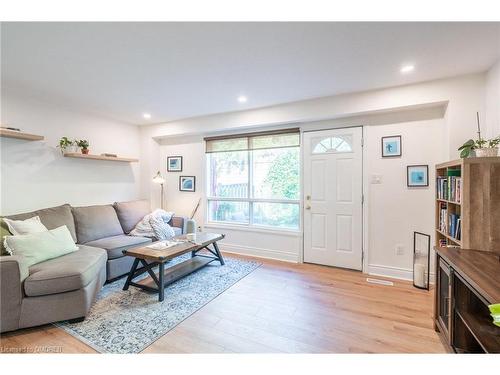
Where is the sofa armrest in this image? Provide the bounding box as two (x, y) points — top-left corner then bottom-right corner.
(0, 255), (27, 332)
(170, 216), (188, 234)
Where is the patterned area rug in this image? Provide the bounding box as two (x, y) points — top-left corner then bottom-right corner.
(55, 255), (260, 353)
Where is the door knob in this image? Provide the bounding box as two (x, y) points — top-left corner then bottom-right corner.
(305, 205), (311, 210)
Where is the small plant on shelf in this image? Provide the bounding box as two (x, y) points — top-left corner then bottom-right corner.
(458, 112), (499, 158)
(57, 137), (75, 154)
(459, 136), (500, 158)
(76, 139), (90, 154)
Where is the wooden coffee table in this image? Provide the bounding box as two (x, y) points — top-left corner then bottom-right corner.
(122, 233), (225, 302)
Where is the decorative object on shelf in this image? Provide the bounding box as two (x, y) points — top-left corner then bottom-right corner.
(381, 135), (402, 157)
(101, 153), (117, 158)
(489, 304), (500, 327)
(407, 165), (429, 187)
(179, 176), (195, 192)
(413, 231), (430, 290)
(76, 139), (90, 154)
(167, 156), (183, 172)
(57, 136), (76, 154)
(458, 112), (499, 158)
(152, 171), (165, 209)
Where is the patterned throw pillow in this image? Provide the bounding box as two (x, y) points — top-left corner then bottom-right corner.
(149, 215), (175, 240)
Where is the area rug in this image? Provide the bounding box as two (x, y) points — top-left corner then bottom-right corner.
(55, 255), (261, 353)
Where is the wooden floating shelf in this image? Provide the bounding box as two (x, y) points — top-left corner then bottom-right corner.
(63, 153), (139, 163)
(0, 128), (44, 141)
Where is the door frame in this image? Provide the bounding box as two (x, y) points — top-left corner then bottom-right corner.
(299, 124), (369, 273)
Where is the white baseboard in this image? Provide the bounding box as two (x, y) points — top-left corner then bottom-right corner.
(367, 263), (436, 284)
(218, 242), (299, 263)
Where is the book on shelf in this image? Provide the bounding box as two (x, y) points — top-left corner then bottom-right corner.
(437, 174), (462, 203)
(448, 213), (461, 241)
(438, 202), (447, 233)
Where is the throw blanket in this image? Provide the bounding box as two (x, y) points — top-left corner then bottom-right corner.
(129, 209), (176, 240)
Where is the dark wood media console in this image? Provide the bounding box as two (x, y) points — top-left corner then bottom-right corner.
(434, 247), (500, 353)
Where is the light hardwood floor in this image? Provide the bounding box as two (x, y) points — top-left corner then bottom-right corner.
(0, 253), (446, 353)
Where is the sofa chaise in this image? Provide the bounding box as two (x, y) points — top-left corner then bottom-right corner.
(0, 200), (189, 333)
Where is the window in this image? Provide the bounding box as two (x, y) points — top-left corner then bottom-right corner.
(312, 135), (352, 153)
(206, 130), (300, 230)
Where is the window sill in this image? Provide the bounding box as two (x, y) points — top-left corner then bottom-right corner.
(203, 222), (302, 237)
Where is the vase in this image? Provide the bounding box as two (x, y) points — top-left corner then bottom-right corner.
(475, 148), (498, 157)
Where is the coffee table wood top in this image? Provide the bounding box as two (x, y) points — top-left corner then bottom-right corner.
(123, 233), (224, 262)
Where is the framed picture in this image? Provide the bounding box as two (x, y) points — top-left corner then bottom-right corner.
(381, 135), (402, 157)
(179, 176), (196, 192)
(167, 156), (183, 172)
(407, 165), (429, 187)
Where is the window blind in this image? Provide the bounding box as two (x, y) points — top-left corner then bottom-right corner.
(205, 128), (300, 153)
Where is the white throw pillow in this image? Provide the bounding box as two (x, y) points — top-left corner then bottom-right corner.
(3, 216), (48, 236)
(3, 225), (78, 267)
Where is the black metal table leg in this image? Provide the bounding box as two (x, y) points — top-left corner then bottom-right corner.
(158, 262), (165, 302)
(212, 242), (225, 265)
(123, 258), (140, 290)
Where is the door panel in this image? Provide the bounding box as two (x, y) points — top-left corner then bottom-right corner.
(303, 127), (363, 270)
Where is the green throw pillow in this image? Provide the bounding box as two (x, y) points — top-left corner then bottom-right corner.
(3, 225), (78, 268)
(0, 218), (12, 256)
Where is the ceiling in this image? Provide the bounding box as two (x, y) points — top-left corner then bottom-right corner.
(2, 22), (499, 125)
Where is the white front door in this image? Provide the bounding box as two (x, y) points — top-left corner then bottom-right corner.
(303, 127), (363, 270)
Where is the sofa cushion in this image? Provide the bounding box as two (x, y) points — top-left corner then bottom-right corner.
(72, 204), (124, 244)
(24, 245), (106, 297)
(4, 204), (77, 242)
(113, 200), (151, 234)
(84, 234), (152, 259)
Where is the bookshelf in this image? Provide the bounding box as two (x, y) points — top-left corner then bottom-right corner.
(435, 157), (500, 252)
(434, 157), (500, 353)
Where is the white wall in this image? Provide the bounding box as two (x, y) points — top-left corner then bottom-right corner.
(365, 119), (446, 280)
(485, 60), (500, 137)
(155, 108), (445, 270)
(143, 73), (485, 159)
(1, 92), (142, 215)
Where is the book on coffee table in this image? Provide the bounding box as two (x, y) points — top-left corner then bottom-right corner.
(146, 240), (184, 251)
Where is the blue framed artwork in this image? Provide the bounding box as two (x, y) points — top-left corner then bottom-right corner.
(167, 156), (183, 172)
(381, 135), (402, 157)
(179, 176), (196, 192)
(407, 165), (429, 187)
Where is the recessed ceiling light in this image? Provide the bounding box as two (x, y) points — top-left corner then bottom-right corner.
(400, 65), (415, 73)
(143, 113), (152, 119)
(237, 95), (248, 103)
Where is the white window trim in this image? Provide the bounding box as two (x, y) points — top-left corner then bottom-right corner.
(205, 146), (301, 232)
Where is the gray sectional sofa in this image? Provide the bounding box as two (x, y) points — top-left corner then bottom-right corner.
(0, 200), (188, 333)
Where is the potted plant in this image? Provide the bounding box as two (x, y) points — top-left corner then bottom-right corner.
(76, 139), (90, 154)
(57, 137), (75, 155)
(459, 136), (500, 158)
(458, 113), (499, 158)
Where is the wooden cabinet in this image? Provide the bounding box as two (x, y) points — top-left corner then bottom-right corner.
(434, 247), (500, 353)
(435, 157), (500, 252)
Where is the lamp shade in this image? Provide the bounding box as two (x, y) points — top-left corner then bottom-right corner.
(152, 171), (165, 184)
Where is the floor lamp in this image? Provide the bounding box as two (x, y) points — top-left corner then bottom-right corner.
(152, 171), (165, 209)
